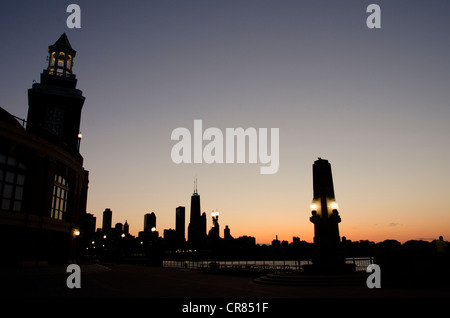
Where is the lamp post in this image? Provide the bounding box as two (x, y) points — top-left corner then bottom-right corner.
(77, 132), (82, 151)
(71, 227), (80, 263)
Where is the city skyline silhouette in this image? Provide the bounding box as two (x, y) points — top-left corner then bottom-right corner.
(1, 1), (450, 246)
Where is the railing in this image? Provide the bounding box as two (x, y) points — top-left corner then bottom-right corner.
(346, 256), (374, 272)
(163, 259), (304, 272)
(163, 257), (374, 273)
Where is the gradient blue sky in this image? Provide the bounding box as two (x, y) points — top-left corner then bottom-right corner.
(1, 1), (450, 243)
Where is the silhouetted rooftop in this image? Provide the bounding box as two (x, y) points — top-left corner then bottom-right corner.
(49, 33), (76, 55)
(0, 107), (23, 129)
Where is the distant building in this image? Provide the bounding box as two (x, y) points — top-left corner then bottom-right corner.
(102, 208), (112, 233)
(224, 225), (232, 240)
(144, 212), (156, 232)
(84, 213), (96, 244)
(175, 206), (185, 246)
(0, 34), (89, 266)
(187, 181), (207, 248)
(163, 228), (177, 249)
(115, 223), (123, 232)
(123, 220), (129, 234)
(138, 212), (158, 243)
(272, 235), (281, 246)
(236, 236), (256, 248)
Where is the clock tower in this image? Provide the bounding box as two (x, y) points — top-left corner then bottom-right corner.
(27, 33), (85, 154)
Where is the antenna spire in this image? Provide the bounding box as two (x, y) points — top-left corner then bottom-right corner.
(194, 176), (198, 194)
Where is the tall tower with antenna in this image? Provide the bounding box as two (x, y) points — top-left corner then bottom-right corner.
(187, 178), (206, 248)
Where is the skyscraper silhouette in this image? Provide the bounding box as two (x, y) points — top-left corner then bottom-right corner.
(123, 220), (129, 234)
(187, 179), (207, 248)
(102, 208), (112, 233)
(144, 212), (156, 231)
(175, 206), (185, 246)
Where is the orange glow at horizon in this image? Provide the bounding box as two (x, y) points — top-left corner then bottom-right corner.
(86, 164), (450, 246)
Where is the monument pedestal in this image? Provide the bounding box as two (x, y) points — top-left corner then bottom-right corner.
(255, 158), (363, 286)
(303, 246), (356, 274)
(306, 158), (357, 275)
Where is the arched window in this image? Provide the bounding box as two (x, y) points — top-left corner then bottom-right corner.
(57, 52), (65, 68)
(50, 52), (56, 66)
(51, 175), (69, 220)
(66, 55), (72, 71)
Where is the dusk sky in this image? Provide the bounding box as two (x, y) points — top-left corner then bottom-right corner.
(1, 1), (450, 244)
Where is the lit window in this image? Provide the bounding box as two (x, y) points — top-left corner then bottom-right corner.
(51, 175), (69, 220)
(67, 55), (72, 70)
(50, 52), (56, 66)
(0, 154), (26, 212)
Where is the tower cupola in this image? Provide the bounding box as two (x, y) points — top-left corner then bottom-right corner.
(47, 33), (76, 78)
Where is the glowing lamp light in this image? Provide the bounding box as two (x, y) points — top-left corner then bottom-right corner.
(330, 202), (339, 209)
(78, 132), (83, 139)
(211, 211), (219, 217)
(310, 203), (318, 211)
(151, 227), (156, 232)
(73, 228), (80, 237)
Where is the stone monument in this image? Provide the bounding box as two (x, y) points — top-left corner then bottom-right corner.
(304, 157), (355, 274)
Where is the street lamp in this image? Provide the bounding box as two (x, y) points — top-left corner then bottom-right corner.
(72, 227), (80, 237)
(77, 132), (83, 151)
